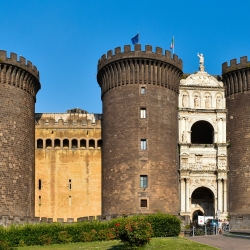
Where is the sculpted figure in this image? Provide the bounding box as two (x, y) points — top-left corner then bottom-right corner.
(216, 96), (221, 108)
(194, 96), (200, 108)
(182, 131), (186, 142)
(197, 53), (205, 71)
(205, 96), (210, 108)
(182, 94), (188, 107)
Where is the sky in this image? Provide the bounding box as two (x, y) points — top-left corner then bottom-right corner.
(1, 0), (250, 114)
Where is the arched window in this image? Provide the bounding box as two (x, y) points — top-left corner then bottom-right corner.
(191, 121), (214, 144)
(89, 139), (95, 149)
(80, 139), (86, 148)
(72, 139), (78, 148)
(63, 139), (69, 148)
(54, 139), (60, 148)
(45, 139), (52, 148)
(97, 139), (102, 148)
(37, 139), (43, 148)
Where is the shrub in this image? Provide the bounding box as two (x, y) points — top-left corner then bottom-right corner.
(145, 213), (181, 237)
(115, 218), (152, 247)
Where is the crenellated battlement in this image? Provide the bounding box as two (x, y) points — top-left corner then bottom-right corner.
(35, 112), (102, 128)
(222, 56), (250, 96)
(98, 44), (182, 71)
(0, 50), (41, 96)
(222, 56), (250, 74)
(0, 50), (39, 79)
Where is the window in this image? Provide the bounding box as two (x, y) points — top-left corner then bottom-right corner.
(140, 139), (147, 150)
(89, 139), (95, 148)
(140, 108), (146, 118)
(63, 139), (69, 148)
(69, 196), (72, 205)
(37, 139), (43, 148)
(45, 139), (52, 148)
(141, 87), (146, 94)
(140, 199), (147, 208)
(54, 139), (60, 148)
(38, 179), (42, 190)
(140, 175), (148, 188)
(39, 196), (41, 206)
(72, 139), (78, 148)
(68, 179), (72, 190)
(80, 139), (86, 148)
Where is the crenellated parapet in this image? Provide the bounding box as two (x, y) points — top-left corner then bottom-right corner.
(222, 56), (250, 96)
(97, 44), (183, 96)
(0, 50), (41, 97)
(35, 112), (102, 128)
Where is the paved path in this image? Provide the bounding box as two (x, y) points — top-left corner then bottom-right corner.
(188, 234), (250, 250)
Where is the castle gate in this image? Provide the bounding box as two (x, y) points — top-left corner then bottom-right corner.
(178, 56), (228, 220)
(191, 187), (214, 220)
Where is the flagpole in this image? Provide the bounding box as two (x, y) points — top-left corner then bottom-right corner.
(173, 36), (174, 55)
(138, 31), (140, 43)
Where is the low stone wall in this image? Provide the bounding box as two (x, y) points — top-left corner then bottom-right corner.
(230, 215), (250, 230)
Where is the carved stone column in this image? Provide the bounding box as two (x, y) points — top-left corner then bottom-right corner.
(223, 179), (227, 213)
(223, 119), (226, 143)
(180, 178), (185, 212)
(217, 178), (223, 212)
(185, 178), (190, 212)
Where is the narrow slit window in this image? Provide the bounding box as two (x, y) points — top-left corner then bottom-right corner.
(140, 139), (147, 150)
(69, 196), (72, 205)
(140, 108), (146, 118)
(39, 196), (41, 206)
(68, 179), (72, 190)
(38, 179), (42, 190)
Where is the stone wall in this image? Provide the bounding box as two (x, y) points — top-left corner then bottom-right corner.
(35, 111), (102, 221)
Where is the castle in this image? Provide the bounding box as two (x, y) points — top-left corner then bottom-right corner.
(0, 44), (250, 229)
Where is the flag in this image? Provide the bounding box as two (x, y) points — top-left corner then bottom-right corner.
(170, 36), (174, 49)
(131, 33), (139, 45)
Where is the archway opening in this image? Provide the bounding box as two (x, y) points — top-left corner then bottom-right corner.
(192, 210), (204, 222)
(191, 187), (214, 218)
(191, 121), (214, 144)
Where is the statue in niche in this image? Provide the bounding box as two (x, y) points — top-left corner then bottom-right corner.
(205, 96), (210, 108)
(182, 94), (188, 107)
(194, 96), (200, 108)
(182, 131), (187, 142)
(216, 96), (221, 108)
(197, 53), (205, 71)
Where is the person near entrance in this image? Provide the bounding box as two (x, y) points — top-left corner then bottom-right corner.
(218, 220), (223, 234)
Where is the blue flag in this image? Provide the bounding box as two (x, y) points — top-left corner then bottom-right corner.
(131, 33), (139, 45)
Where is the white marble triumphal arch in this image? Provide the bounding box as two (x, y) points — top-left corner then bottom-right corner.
(178, 54), (228, 221)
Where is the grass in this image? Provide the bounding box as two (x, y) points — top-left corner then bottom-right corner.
(15, 237), (218, 250)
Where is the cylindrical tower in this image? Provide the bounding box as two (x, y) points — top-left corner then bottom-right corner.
(222, 56), (250, 216)
(97, 44), (182, 216)
(0, 51), (41, 218)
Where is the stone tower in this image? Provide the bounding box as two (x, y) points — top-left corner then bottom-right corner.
(222, 57), (250, 225)
(97, 44), (182, 216)
(0, 51), (41, 218)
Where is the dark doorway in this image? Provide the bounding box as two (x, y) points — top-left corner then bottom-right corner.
(191, 187), (214, 217)
(191, 121), (214, 144)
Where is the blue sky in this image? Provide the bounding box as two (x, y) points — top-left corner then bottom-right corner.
(1, 0), (250, 114)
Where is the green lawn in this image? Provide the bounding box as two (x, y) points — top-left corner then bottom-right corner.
(15, 237), (217, 250)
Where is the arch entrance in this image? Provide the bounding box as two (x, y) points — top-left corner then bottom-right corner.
(191, 187), (214, 219)
(191, 121), (214, 144)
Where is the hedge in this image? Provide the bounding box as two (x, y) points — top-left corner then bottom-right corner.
(0, 213), (180, 248)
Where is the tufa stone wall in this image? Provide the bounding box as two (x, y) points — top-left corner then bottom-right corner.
(35, 111), (102, 221)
